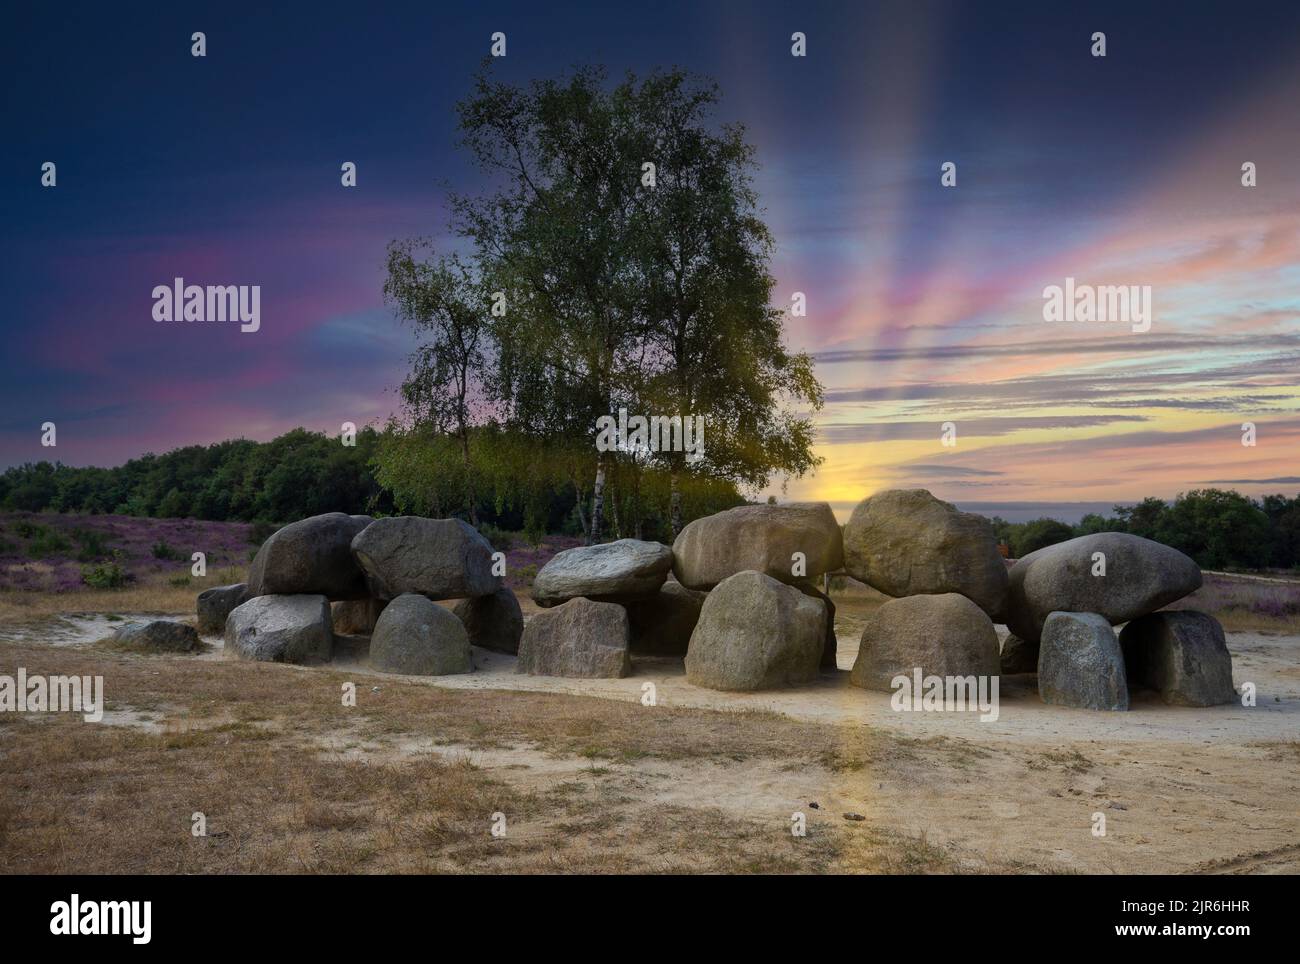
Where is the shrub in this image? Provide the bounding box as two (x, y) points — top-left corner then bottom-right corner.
(81, 557), (130, 589)
(25, 525), (72, 558)
(152, 540), (185, 561)
(72, 527), (113, 562)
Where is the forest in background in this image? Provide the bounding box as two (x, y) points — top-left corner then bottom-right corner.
(2, 427), (1298, 572)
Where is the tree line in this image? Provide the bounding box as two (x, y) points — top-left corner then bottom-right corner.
(989, 488), (1300, 571)
(0, 425), (746, 543)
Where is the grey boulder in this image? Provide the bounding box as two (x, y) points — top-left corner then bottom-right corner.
(516, 597), (631, 678)
(532, 538), (672, 607)
(842, 489), (1009, 618)
(672, 503), (844, 590)
(1120, 610), (1235, 706)
(625, 581), (707, 656)
(1006, 533), (1201, 643)
(350, 516), (498, 600)
(369, 593), (472, 676)
(453, 585), (524, 654)
(1037, 611), (1128, 711)
(850, 593), (999, 692)
(225, 594), (333, 664)
(196, 583), (249, 634)
(685, 570), (825, 691)
(114, 620), (200, 652)
(248, 512), (372, 600)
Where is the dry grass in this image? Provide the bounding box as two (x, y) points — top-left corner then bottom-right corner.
(0, 640), (1015, 874)
(0, 567), (245, 624)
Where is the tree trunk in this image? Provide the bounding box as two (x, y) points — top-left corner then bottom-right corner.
(610, 487), (623, 540)
(573, 478), (588, 536)
(669, 470), (683, 538)
(589, 458), (607, 544)
(460, 431), (478, 526)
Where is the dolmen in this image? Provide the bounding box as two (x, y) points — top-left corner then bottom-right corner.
(213, 513), (522, 674)
(842, 490), (1231, 711)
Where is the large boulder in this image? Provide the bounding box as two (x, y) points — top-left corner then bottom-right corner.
(685, 571), (825, 691)
(842, 489), (1008, 618)
(330, 598), (387, 635)
(999, 633), (1039, 675)
(1120, 610), (1235, 706)
(532, 539), (672, 607)
(849, 593), (999, 692)
(369, 593), (472, 676)
(247, 513), (372, 600)
(453, 585), (524, 654)
(625, 581), (707, 656)
(350, 516), (498, 601)
(1037, 611), (1128, 711)
(114, 620), (200, 653)
(196, 583), (249, 634)
(225, 594), (333, 664)
(1006, 533), (1202, 643)
(672, 503), (844, 590)
(516, 597), (631, 678)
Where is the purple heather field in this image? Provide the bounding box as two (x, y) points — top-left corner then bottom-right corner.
(0, 511), (580, 593)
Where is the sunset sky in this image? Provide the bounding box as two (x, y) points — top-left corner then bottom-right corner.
(3, 1), (1298, 521)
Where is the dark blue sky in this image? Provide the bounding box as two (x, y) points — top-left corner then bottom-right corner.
(3, 1), (1299, 506)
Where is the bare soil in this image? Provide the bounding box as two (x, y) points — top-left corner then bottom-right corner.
(0, 587), (1296, 874)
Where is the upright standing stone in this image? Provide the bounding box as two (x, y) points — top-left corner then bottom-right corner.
(1037, 611), (1128, 711)
(516, 597), (631, 678)
(225, 594), (334, 664)
(685, 571), (825, 691)
(197, 583), (249, 634)
(850, 593), (999, 692)
(1119, 610), (1235, 706)
(369, 593), (472, 676)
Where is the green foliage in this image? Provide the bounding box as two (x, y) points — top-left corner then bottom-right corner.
(0, 427), (394, 525)
(151, 540), (185, 561)
(1012, 518), (1075, 557)
(991, 488), (1300, 571)
(71, 527), (113, 562)
(81, 555), (129, 589)
(21, 524), (72, 558)
(436, 64), (823, 539)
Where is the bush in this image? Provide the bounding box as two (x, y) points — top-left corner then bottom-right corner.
(476, 522), (515, 551)
(72, 527), (113, 562)
(81, 557), (129, 589)
(24, 525), (72, 558)
(152, 540), (185, 561)
(1012, 518), (1075, 558)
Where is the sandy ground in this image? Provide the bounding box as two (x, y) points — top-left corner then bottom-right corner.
(2, 607), (1297, 874)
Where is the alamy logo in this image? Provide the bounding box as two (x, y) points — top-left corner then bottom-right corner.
(1042, 277), (1151, 333)
(0, 669), (103, 722)
(890, 667), (1000, 722)
(152, 277), (260, 333)
(50, 894), (151, 944)
(595, 407), (704, 462)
